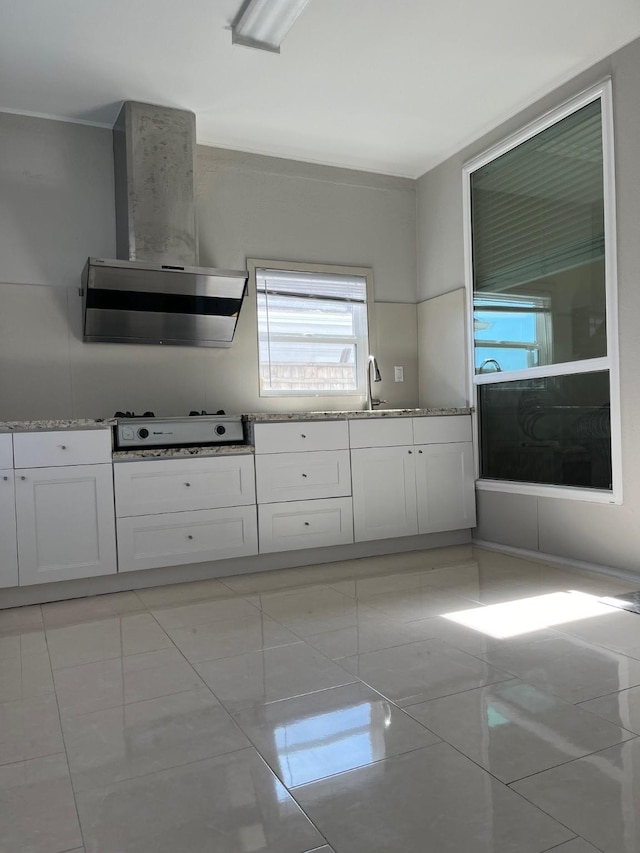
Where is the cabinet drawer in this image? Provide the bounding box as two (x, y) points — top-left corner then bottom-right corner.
(348, 418), (413, 448)
(117, 506), (258, 572)
(258, 497), (353, 554)
(0, 434), (12, 469)
(255, 450), (351, 504)
(412, 415), (471, 445)
(13, 429), (112, 468)
(114, 455), (255, 517)
(254, 421), (348, 454)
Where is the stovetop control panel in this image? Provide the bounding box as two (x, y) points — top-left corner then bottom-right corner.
(115, 415), (245, 449)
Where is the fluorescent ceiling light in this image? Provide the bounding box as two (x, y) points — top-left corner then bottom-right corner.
(232, 0), (311, 53)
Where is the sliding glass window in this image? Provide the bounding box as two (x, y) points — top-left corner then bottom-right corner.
(464, 81), (620, 500)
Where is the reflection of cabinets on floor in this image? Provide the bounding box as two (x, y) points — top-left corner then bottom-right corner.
(350, 416), (476, 542)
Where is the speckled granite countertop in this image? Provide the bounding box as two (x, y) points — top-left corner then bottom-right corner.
(113, 444), (254, 462)
(0, 419), (115, 433)
(244, 407), (471, 423)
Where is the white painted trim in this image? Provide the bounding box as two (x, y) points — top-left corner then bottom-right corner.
(473, 358), (610, 385)
(0, 106), (111, 129)
(476, 478), (619, 505)
(472, 539), (640, 585)
(462, 78), (621, 502)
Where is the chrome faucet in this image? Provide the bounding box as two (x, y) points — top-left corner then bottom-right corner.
(366, 355), (384, 411)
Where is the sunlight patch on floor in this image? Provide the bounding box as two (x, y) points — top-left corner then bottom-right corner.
(443, 591), (616, 639)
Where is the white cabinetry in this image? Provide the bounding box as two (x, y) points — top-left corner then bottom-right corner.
(351, 446), (418, 541)
(0, 434), (13, 468)
(15, 463), (117, 586)
(114, 454), (258, 572)
(0, 469), (18, 588)
(350, 416), (475, 542)
(254, 421), (353, 553)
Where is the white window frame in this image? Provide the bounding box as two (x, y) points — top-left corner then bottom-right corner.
(248, 259), (375, 399)
(462, 78), (622, 505)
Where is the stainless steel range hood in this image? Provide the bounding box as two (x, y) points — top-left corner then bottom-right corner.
(82, 101), (247, 347)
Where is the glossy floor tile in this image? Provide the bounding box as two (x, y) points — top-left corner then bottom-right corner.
(477, 634), (640, 703)
(166, 611), (301, 663)
(75, 748), (324, 853)
(195, 642), (356, 713)
(0, 692), (64, 766)
(233, 682), (440, 787)
(1, 543), (640, 852)
(512, 738), (640, 852)
(63, 687), (250, 792)
(406, 679), (633, 782)
(339, 638), (513, 706)
(294, 741), (574, 853)
(46, 613), (172, 670)
(0, 753), (83, 853)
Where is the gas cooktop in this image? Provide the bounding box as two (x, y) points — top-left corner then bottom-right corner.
(113, 410), (245, 449)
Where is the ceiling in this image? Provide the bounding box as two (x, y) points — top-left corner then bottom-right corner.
(1, 0), (639, 178)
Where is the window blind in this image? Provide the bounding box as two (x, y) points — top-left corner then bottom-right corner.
(471, 99), (604, 293)
(256, 269), (368, 303)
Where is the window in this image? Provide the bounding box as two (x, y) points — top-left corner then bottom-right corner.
(464, 80), (620, 501)
(253, 261), (372, 397)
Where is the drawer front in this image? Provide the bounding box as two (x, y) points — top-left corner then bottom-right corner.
(117, 506), (258, 572)
(348, 417), (413, 448)
(13, 429), (112, 468)
(254, 421), (349, 454)
(258, 497), (353, 554)
(255, 450), (351, 504)
(0, 434), (13, 469)
(412, 415), (472, 445)
(114, 455), (256, 517)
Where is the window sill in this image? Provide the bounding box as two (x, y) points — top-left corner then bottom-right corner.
(476, 478), (621, 505)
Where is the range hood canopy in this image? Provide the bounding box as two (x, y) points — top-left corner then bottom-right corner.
(82, 101), (248, 347)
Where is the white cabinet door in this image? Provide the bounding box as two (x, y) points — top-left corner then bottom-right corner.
(351, 446), (418, 541)
(117, 506), (258, 572)
(255, 450), (351, 504)
(0, 435), (13, 469)
(258, 497), (353, 553)
(415, 443), (476, 534)
(0, 470), (18, 588)
(114, 454), (256, 517)
(15, 464), (117, 586)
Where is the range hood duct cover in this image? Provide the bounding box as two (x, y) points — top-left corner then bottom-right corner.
(82, 101), (248, 347)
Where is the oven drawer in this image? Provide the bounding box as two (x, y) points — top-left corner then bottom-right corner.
(114, 455), (256, 517)
(258, 497), (353, 553)
(253, 421), (349, 454)
(13, 429), (112, 468)
(117, 505), (258, 572)
(0, 434), (12, 469)
(412, 415), (472, 445)
(255, 450), (351, 503)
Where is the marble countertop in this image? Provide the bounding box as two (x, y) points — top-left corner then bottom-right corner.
(244, 407), (471, 423)
(113, 444), (255, 462)
(0, 418), (115, 433)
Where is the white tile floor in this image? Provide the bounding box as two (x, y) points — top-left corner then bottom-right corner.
(2, 544), (640, 852)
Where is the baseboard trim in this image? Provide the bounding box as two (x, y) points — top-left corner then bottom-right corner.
(472, 538), (640, 586)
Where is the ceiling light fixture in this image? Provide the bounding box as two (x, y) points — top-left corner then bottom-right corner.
(231, 0), (311, 53)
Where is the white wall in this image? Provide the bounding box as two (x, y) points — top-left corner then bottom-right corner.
(0, 115), (418, 420)
(416, 36), (640, 574)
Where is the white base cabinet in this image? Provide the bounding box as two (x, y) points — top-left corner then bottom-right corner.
(415, 443), (476, 533)
(117, 506), (258, 572)
(259, 497), (353, 553)
(0, 470), (18, 588)
(15, 464), (117, 586)
(351, 447), (418, 541)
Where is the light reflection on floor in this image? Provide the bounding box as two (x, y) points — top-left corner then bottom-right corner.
(443, 591), (617, 638)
